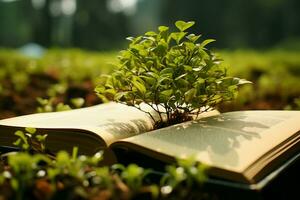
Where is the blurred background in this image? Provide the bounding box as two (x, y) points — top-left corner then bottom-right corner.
(0, 0), (299, 118)
(1, 0), (300, 50)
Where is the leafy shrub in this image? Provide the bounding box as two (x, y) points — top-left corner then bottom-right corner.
(96, 21), (249, 127)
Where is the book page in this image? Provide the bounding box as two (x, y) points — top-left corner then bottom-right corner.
(112, 111), (300, 183)
(0, 102), (156, 146)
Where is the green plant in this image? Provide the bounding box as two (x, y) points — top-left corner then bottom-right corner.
(284, 97), (300, 110)
(13, 127), (48, 153)
(0, 48), (114, 119)
(96, 21), (250, 127)
(36, 97), (85, 113)
(160, 157), (208, 199)
(5, 152), (51, 200)
(1, 148), (209, 200)
(1, 130), (210, 200)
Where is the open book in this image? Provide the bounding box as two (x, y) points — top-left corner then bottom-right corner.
(0, 102), (299, 187)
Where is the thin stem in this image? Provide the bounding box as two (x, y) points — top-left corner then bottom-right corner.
(164, 103), (170, 124)
(155, 103), (164, 124)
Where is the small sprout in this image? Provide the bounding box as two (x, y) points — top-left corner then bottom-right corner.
(71, 97), (85, 108)
(56, 103), (71, 111)
(25, 127), (36, 135)
(13, 128), (48, 153)
(36, 97), (54, 113)
(175, 20), (195, 32)
(14, 130), (29, 151)
(90, 151), (103, 164)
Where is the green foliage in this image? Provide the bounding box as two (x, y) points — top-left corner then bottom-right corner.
(39, 49), (116, 84)
(36, 97), (85, 113)
(0, 48), (114, 119)
(0, 49), (42, 94)
(0, 148), (208, 200)
(96, 21), (250, 127)
(284, 97), (300, 110)
(13, 127), (48, 153)
(0, 132), (209, 199)
(160, 157), (208, 198)
(220, 50), (300, 110)
(6, 152), (52, 200)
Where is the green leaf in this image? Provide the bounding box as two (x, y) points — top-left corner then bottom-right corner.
(71, 98), (85, 108)
(158, 26), (169, 32)
(161, 89), (173, 98)
(56, 103), (71, 112)
(160, 68), (173, 75)
(22, 143), (30, 150)
(142, 36), (156, 42)
(195, 78), (205, 86)
(170, 32), (187, 44)
(157, 76), (172, 85)
(177, 79), (189, 87)
(25, 127), (36, 134)
(236, 78), (252, 85)
(186, 34), (201, 43)
(13, 138), (21, 146)
(145, 31), (157, 36)
(184, 88), (196, 102)
(175, 21), (195, 32)
(183, 65), (193, 72)
(154, 39), (168, 54)
(200, 39), (216, 47)
(56, 151), (70, 165)
(175, 73), (187, 80)
(140, 76), (156, 85)
(146, 72), (160, 79)
(192, 66), (203, 72)
(105, 88), (116, 96)
(36, 97), (49, 106)
(14, 130), (27, 142)
(132, 80), (146, 94)
(36, 134), (48, 142)
(72, 146), (79, 161)
(159, 89), (173, 102)
(114, 91), (128, 101)
(126, 36), (135, 41)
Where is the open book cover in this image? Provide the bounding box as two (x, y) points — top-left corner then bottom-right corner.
(0, 102), (299, 187)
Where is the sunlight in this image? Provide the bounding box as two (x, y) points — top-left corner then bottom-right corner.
(0, 0), (19, 2)
(50, 0), (76, 17)
(107, 0), (139, 15)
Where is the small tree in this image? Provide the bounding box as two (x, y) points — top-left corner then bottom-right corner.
(96, 21), (250, 128)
